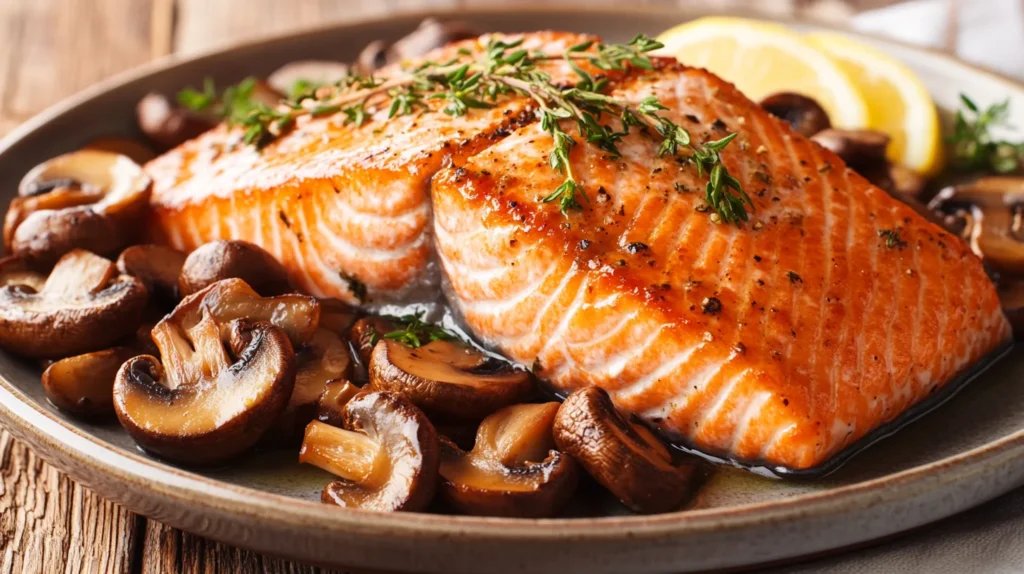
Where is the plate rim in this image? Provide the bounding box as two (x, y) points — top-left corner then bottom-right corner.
(1, 1), (1022, 546)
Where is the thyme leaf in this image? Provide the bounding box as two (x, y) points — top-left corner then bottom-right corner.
(949, 94), (1022, 174)
(381, 313), (457, 348)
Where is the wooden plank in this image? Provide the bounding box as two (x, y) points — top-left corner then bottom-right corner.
(0, 430), (141, 574)
(139, 520), (339, 574)
(0, 0), (162, 127)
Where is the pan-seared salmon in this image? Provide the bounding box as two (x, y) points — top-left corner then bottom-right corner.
(145, 32), (595, 302)
(432, 59), (1012, 469)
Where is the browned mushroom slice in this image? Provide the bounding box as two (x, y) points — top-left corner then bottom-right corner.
(553, 387), (701, 514)
(354, 19), (478, 74)
(274, 328), (353, 435)
(370, 338), (533, 420)
(1000, 280), (1024, 338)
(267, 61), (350, 97)
(136, 92), (216, 149)
(114, 315), (296, 465)
(7, 150), (152, 266)
(182, 278), (320, 347)
(117, 244), (186, 300)
(0, 249), (148, 359)
(82, 136), (157, 164)
(439, 402), (577, 518)
(42, 346), (140, 417)
(316, 379), (363, 427)
(386, 18), (478, 65)
(178, 240), (292, 298)
(349, 316), (400, 366)
(929, 177), (1024, 276)
(759, 92), (831, 137)
(299, 391), (439, 512)
(811, 128), (889, 168)
(0, 255), (45, 291)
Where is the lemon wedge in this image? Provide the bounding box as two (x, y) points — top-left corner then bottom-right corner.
(806, 32), (943, 176)
(656, 17), (869, 129)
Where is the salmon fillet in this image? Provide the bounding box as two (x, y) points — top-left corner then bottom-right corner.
(432, 59), (1012, 470)
(145, 32), (595, 302)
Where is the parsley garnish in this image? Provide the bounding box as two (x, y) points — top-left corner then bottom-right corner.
(949, 94), (1022, 174)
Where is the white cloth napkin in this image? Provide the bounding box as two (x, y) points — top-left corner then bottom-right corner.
(766, 2), (1024, 571)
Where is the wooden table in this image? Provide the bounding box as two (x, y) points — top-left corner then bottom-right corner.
(0, 0), (969, 572)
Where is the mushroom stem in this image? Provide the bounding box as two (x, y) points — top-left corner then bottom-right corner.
(300, 420), (384, 485)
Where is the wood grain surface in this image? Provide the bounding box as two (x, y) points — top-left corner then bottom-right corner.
(0, 1), (939, 573)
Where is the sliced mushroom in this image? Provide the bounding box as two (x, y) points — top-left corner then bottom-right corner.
(370, 338), (533, 421)
(354, 19), (477, 74)
(173, 278), (320, 348)
(267, 61), (350, 97)
(7, 150), (152, 266)
(553, 387), (701, 514)
(178, 240), (292, 298)
(439, 402), (578, 518)
(0, 249), (148, 359)
(117, 244), (186, 301)
(316, 379), (363, 427)
(999, 280), (1024, 338)
(760, 92), (831, 137)
(136, 92), (216, 149)
(299, 391), (439, 512)
(812, 128), (889, 168)
(42, 346), (140, 417)
(929, 177), (1024, 276)
(349, 316), (400, 367)
(387, 18), (478, 65)
(0, 255), (45, 291)
(355, 40), (389, 75)
(83, 136), (157, 164)
(274, 328), (353, 436)
(114, 313), (296, 465)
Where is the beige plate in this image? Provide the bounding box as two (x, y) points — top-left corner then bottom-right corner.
(0, 6), (1022, 573)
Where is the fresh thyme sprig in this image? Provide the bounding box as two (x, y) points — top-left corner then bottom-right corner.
(949, 94), (1022, 174)
(186, 34), (752, 224)
(375, 313), (457, 348)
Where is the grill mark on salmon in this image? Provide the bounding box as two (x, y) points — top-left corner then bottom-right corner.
(431, 59), (1011, 470)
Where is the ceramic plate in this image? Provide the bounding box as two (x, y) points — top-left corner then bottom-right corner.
(1, 6), (1022, 573)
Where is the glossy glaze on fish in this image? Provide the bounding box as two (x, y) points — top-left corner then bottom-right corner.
(431, 59), (1011, 470)
(145, 32), (595, 302)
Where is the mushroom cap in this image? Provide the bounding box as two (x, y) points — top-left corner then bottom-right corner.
(811, 128), (890, 168)
(369, 338), (534, 421)
(759, 92), (831, 137)
(438, 402), (578, 518)
(117, 244), (186, 300)
(274, 328), (353, 437)
(930, 178), (1024, 277)
(8, 150), (152, 266)
(304, 391), (439, 512)
(0, 255), (45, 292)
(42, 346), (140, 417)
(181, 278), (320, 347)
(316, 379), (363, 427)
(349, 316), (400, 367)
(136, 92), (216, 149)
(553, 387), (701, 514)
(113, 318), (296, 465)
(317, 298), (360, 337)
(0, 249), (148, 359)
(179, 240), (293, 298)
